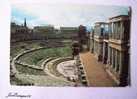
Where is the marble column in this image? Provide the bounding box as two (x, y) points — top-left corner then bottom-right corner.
(114, 23), (116, 39)
(103, 43), (105, 63)
(109, 47), (112, 65)
(111, 48), (114, 68)
(118, 22), (120, 39)
(119, 52), (123, 75)
(120, 21), (124, 40)
(112, 49), (115, 69)
(110, 23), (112, 39)
(116, 51), (120, 72)
(112, 23), (114, 39)
(115, 50), (118, 71)
(112, 23), (115, 39)
(116, 22), (119, 39)
(107, 46), (110, 65)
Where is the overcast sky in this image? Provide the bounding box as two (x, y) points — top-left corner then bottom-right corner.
(11, 3), (129, 29)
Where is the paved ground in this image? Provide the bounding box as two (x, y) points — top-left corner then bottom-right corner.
(80, 51), (116, 87)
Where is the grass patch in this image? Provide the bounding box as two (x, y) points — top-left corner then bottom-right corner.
(18, 46), (72, 66)
(10, 75), (34, 86)
(10, 41), (46, 58)
(15, 64), (46, 75)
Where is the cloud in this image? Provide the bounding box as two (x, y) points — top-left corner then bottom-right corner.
(11, 3), (129, 28)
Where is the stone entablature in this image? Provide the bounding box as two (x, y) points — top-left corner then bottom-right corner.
(108, 39), (129, 51)
(108, 43), (128, 52)
(95, 22), (108, 26)
(94, 35), (103, 39)
(94, 37), (104, 43)
(103, 39), (108, 43)
(109, 15), (130, 22)
(109, 39), (128, 44)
